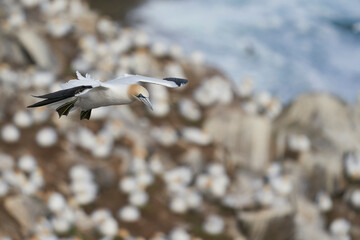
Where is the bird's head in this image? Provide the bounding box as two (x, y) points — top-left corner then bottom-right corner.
(128, 84), (153, 110)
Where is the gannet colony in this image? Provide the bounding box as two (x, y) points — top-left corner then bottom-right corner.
(0, 0), (360, 239)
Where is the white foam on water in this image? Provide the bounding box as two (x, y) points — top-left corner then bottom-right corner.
(131, 0), (360, 101)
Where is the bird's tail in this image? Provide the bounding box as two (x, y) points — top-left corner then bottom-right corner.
(27, 85), (92, 118)
(28, 97), (78, 118)
(27, 97), (69, 108)
(27, 85), (92, 108)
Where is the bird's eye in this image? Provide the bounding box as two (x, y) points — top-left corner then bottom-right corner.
(137, 93), (144, 98)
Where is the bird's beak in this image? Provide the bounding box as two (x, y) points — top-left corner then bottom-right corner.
(139, 97), (153, 111)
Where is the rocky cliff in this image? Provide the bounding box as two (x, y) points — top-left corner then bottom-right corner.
(0, 0), (360, 240)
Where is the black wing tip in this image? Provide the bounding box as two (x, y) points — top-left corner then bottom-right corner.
(27, 97), (65, 108)
(163, 77), (188, 87)
(27, 102), (41, 108)
(28, 85), (93, 109)
(32, 85), (93, 100)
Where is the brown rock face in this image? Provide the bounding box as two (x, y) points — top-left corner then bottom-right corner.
(15, 27), (59, 72)
(237, 204), (294, 240)
(4, 195), (48, 236)
(204, 105), (272, 173)
(0, 205), (22, 240)
(274, 93), (360, 193)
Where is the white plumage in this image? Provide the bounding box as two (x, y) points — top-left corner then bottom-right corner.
(28, 71), (188, 120)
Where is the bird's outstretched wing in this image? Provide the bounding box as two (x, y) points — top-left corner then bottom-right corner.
(60, 71), (103, 89)
(107, 74), (188, 88)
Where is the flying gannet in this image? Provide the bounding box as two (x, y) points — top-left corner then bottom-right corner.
(28, 71), (188, 120)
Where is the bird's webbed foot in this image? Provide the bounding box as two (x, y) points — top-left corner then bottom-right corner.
(80, 109), (92, 120)
(56, 98), (78, 118)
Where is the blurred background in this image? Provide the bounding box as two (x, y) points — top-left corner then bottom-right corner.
(129, 0), (360, 102)
(0, 0), (360, 240)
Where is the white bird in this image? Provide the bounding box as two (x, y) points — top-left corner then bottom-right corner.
(28, 71), (188, 120)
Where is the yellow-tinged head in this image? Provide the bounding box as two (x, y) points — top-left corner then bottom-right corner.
(128, 84), (153, 110)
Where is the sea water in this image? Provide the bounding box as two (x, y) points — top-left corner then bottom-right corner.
(132, 0), (360, 102)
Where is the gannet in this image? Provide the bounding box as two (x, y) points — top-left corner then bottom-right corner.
(28, 71), (188, 120)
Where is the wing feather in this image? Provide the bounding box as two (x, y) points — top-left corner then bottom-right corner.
(60, 71), (103, 89)
(106, 75), (188, 88)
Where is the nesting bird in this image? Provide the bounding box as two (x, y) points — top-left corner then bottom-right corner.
(28, 71), (188, 120)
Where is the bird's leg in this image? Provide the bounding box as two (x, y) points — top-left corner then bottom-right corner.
(56, 98), (78, 118)
(80, 109), (92, 120)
